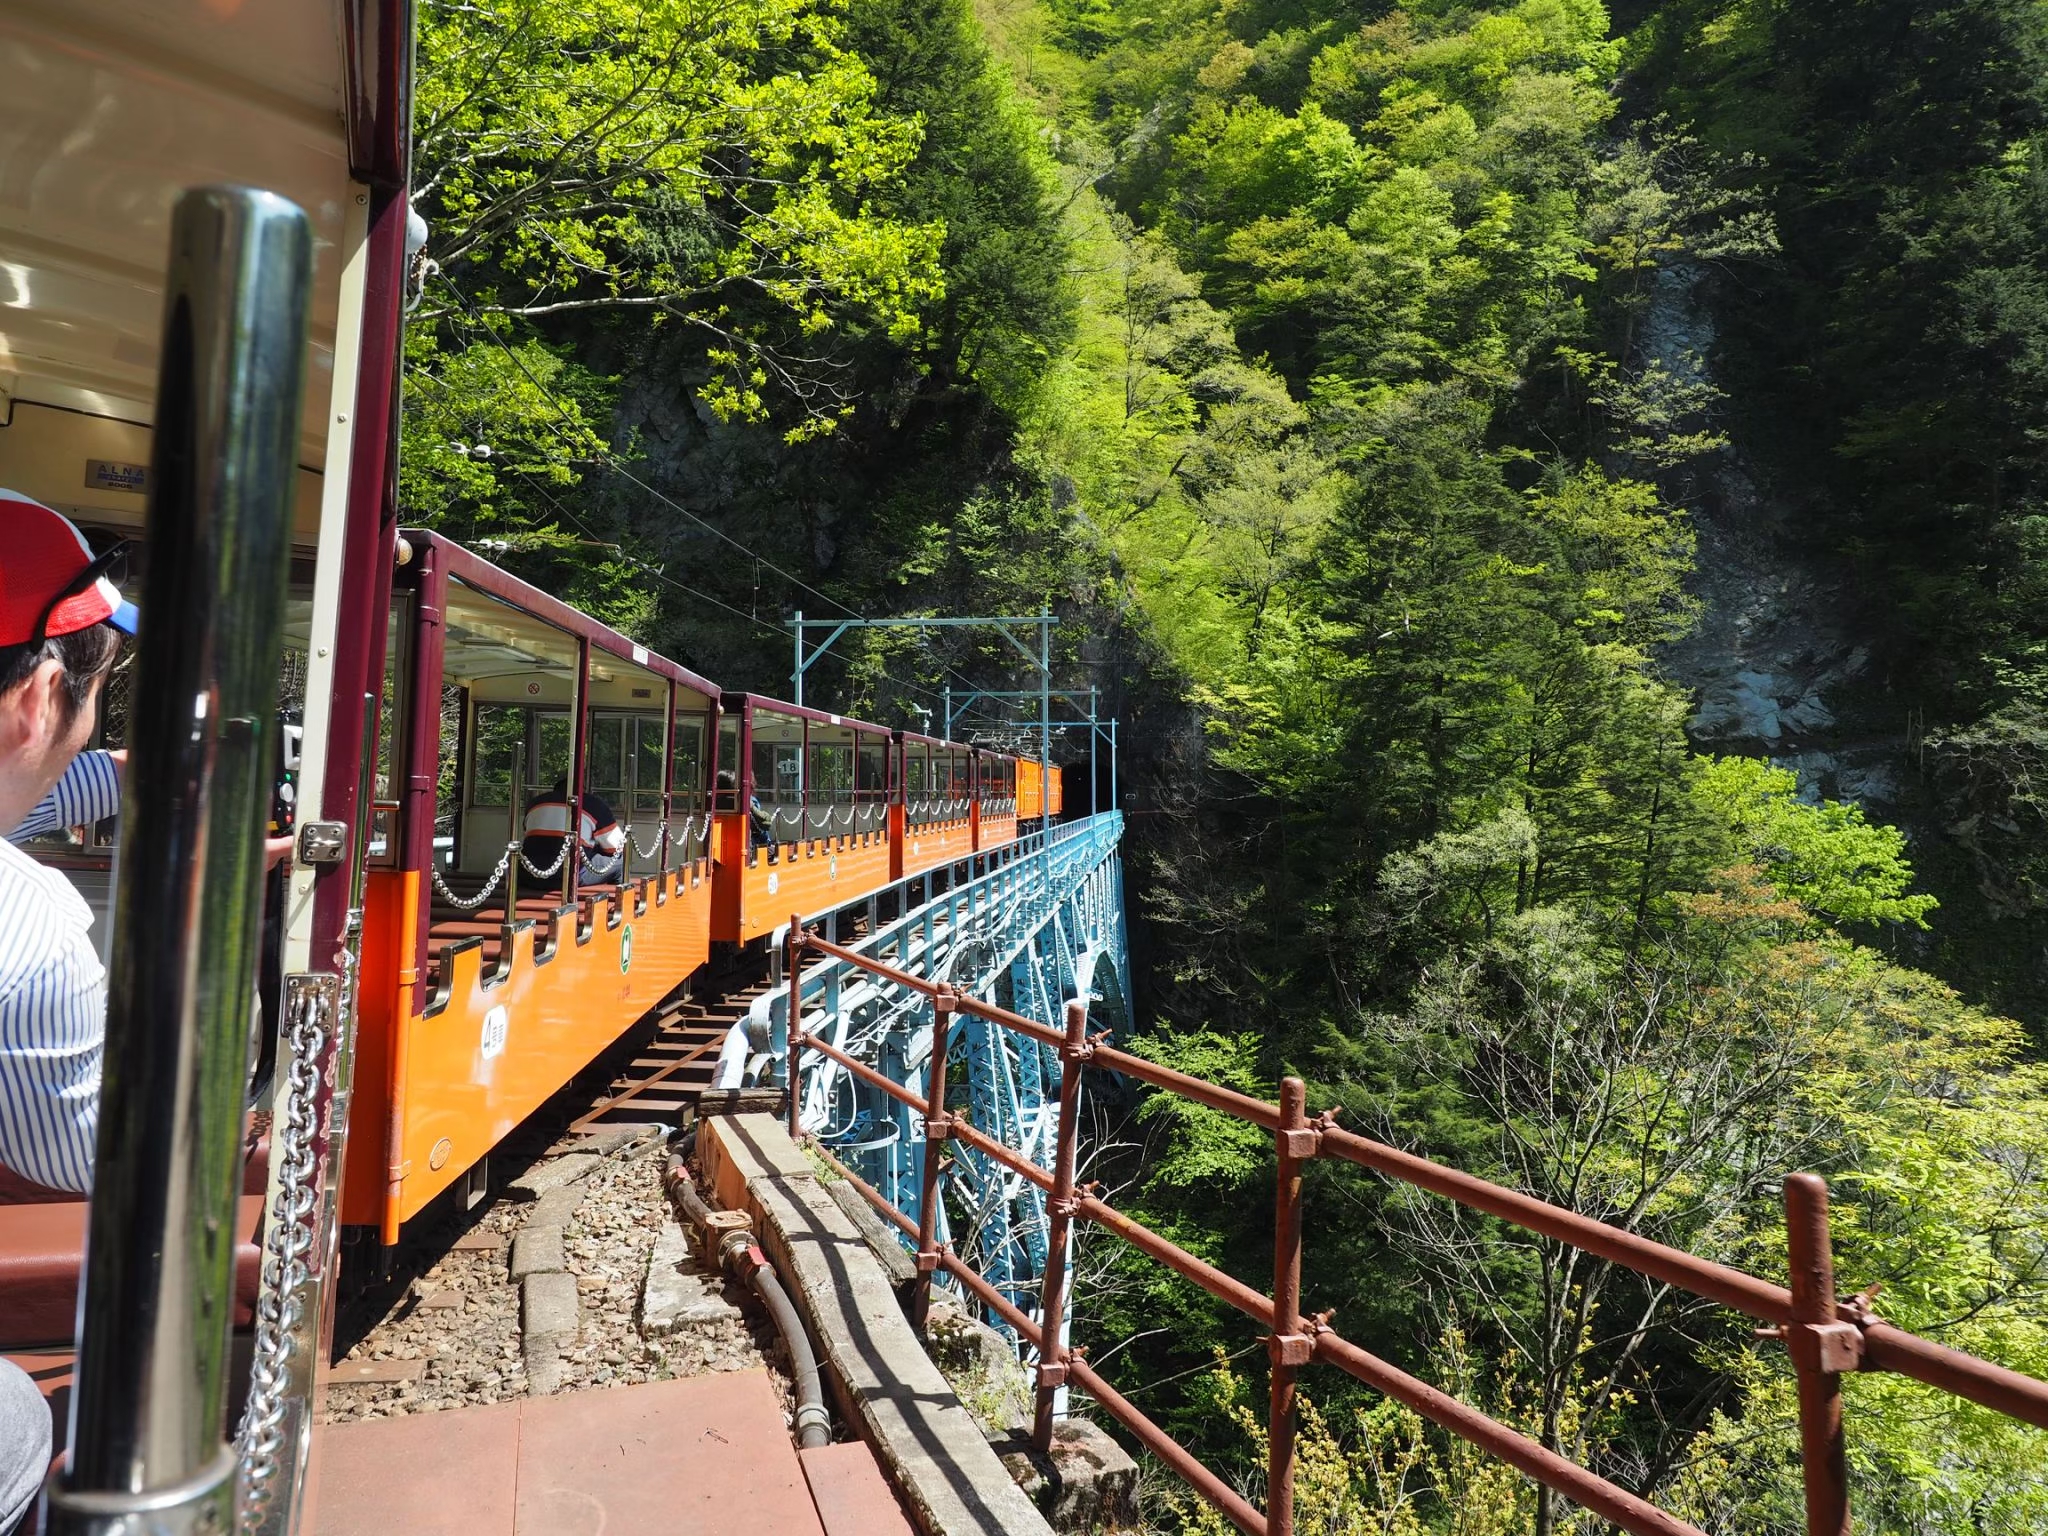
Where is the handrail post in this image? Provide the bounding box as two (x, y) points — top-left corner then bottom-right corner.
(912, 984), (958, 1328)
(1785, 1174), (1853, 1536)
(504, 741), (523, 922)
(1032, 1000), (1091, 1451)
(786, 915), (805, 1142)
(1268, 1078), (1313, 1536)
(47, 186), (311, 1535)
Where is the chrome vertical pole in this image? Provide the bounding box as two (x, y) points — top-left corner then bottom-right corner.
(47, 187), (312, 1536)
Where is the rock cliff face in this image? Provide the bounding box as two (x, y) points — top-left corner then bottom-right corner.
(1648, 265), (2048, 1030)
(1651, 267), (1902, 805)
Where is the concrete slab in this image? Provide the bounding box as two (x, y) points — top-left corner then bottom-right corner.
(509, 1226), (565, 1280)
(522, 1270), (580, 1338)
(700, 1111), (817, 1210)
(802, 1441), (918, 1536)
(316, 1372), (831, 1536)
(450, 1230), (507, 1253)
(525, 1185), (588, 1232)
(314, 1396), (521, 1536)
(330, 1359), (426, 1385)
(640, 1220), (742, 1335)
(995, 1419), (1141, 1532)
(702, 1114), (1054, 1536)
(827, 1179), (919, 1306)
(515, 1373), (825, 1536)
(507, 1152), (602, 1200)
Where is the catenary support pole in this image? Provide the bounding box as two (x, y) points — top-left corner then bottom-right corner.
(49, 186), (312, 1536)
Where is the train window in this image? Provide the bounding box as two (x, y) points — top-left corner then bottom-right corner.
(367, 598), (410, 865)
(442, 579), (580, 876)
(673, 714), (707, 809)
(586, 649), (670, 875)
(857, 737), (887, 798)
(751, 709), (805, 856)
(806, 722), (853, 838)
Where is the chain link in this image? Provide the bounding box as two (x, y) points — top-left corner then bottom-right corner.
(519, 837), (571, 881)
(428, 844), (512, 911)
(235, 976), (333, 1527)
(623, 819), (669, 862)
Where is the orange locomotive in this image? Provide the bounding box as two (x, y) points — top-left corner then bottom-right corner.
(341, 531), (1063, 1243)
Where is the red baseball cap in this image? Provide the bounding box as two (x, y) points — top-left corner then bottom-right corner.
(0, 491), (139, 647)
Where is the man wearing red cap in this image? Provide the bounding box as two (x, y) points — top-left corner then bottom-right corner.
(0, 491), (136, 1531)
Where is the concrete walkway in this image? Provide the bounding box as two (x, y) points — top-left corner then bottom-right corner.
(314, 1371), (912, 1536)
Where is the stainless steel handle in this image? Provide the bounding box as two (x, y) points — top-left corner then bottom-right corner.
(47, 185), (312, 1535)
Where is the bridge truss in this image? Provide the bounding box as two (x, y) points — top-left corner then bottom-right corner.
(714, 812), (1128, 1326)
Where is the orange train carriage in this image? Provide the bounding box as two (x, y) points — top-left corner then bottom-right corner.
(340, 530), (1066, 1243)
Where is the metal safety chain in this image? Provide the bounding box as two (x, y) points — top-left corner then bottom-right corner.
(518, 836), (571, 882)
(623, 819), (669, 862)
(234, 973), (339, 1528)
(427, 842), (514, 911)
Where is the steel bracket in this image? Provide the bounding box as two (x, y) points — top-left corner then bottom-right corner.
(296, 820), (347, 864)
(1268, 1332), (1315, 1368)
(926, 1113), (954, 1142)
(1785, 1319), (1865, 1375)
(1036, 1360), (1069, 1389)
(915, 1250), (943, 1273)
(1279, 1128), (1322, 1159)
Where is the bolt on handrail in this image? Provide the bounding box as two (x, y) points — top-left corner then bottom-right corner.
(783, 920), (2048, 1536)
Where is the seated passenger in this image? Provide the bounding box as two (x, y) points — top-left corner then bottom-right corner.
(718, 768), (776, 852)
(522, 776), (625, 888)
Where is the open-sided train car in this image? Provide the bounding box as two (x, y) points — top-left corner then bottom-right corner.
(340, 531), (722, 1241)
(713, 694), (896, 943)
(337, 538), (1064, 1240)
(0, 0), (415, 1526)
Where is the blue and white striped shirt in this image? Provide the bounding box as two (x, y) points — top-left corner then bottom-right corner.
(0, 750), (122, 1192)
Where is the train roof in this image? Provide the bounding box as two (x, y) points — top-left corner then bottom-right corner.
(720, 691), (899, 736)
(414, 530), (721, 700)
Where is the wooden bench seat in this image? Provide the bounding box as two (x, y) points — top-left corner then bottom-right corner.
(0, 1195), (264, 1350)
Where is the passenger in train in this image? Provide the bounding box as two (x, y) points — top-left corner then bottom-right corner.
(0, 496), (138, 1522)
(0, 496), (135, 1200)
(522, 775), (626, 887)
(719, 768), (777, 852)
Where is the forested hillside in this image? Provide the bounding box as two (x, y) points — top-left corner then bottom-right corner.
(403, 0), (2048, 1528)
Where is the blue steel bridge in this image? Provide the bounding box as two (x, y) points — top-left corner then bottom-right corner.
(714, 811), (1129, 1324)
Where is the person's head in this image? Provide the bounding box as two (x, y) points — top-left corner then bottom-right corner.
(0, 495), (136, 831)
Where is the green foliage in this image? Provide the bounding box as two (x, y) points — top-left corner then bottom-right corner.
(413, 0), (947, 437)
(1693, 757), (1940, 928)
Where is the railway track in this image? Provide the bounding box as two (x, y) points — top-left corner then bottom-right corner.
(571, 976), (773, 1131)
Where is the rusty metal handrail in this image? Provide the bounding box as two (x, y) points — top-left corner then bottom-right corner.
(783, 922), (2048, 1536)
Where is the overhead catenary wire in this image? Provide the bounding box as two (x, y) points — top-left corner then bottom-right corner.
(429, 274), (1043, 725)
(497, 466), (962, 715)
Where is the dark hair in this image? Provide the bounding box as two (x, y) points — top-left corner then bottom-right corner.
(0, 623), (124, 720)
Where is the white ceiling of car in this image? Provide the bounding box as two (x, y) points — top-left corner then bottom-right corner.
(0, 0), (353, 461)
